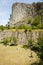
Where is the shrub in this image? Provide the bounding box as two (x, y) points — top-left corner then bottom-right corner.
(38, 60), (43, 65)
(28, 18), (33, 24)
(37, 36), (43, 50)
(0, 25), (5, 31)
(22, 39), (33, 49)
(31, 35), (43, 64)
(30, 36), (43, 65)
(31, 44), (40, 52)
(13, 36), (17, 43)
(22, 44), (28, 49)
(3, 38), (11, 45)
(31, 36), (43, 52)
(32, 25), (39, 29)
(40, 24), (43, 29)
(32, 15), (41, 26)
(12, 36), (18, 46)
(37, 23), (43, 29)
(28, 39), (33, 46)
(18, 24), (31, 30)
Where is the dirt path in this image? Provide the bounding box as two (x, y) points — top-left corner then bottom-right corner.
(0, 44), (39, 65)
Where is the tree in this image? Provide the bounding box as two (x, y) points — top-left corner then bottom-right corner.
(0, 25), (5, 31)
(32, 15), (41, 26)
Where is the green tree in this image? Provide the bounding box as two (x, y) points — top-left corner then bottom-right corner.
(32, 15), (41, 26)
(0, 25), (5, 31)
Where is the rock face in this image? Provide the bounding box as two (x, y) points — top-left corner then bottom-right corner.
(9, 2), (43, 27)
(0, 30), (43, 45)
(9, 2), (36, 27)
(0, 2), (43, 45)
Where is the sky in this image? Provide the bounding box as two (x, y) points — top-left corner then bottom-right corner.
(0, 0), (43, 25)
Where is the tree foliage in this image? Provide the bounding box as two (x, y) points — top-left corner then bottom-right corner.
(32, 15), (41, 26)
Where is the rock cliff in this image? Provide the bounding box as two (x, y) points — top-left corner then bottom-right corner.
(0, 30), (43, 45)
(9, 2), (43, 27)
(9, 2), (36, 27)
(0, 2), (43, 45)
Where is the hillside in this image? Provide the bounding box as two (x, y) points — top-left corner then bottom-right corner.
(8, 2), (43, 28)
(0, 2), (43, 65)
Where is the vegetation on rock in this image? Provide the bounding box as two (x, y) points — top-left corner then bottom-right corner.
(3, 38), (11, 45)
(13, 36), (18, 46)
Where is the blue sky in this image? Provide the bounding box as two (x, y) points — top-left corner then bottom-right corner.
(0, 0), (43, 25)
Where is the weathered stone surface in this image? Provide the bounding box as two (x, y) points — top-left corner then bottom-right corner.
(0, 30), (43, 45)
(8, 2), (43, 27)
(9, 2), (36, 27)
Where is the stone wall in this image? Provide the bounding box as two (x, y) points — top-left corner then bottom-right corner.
(0, 30), (43, 45)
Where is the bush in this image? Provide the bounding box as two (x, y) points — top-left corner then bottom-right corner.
(31, 45), (40, 52)
(31, 35), (43, 63)
(32, 15), (41, 26)
(37, 36), (43, 49)
(28, 39), (32, 46)
(18, 24), (31, 30)
(13, 36), (17, 43)
(12, 36), (18, 46)
(32, 25), (39, 29)
(31, 36), (43, 52)
(3, 38), (11, 45)
(38, 60), (43, 65)
(22, 44), (28, 49)
(28, 18), (33, 24)
(22, 39), (33, 49)
(0, 25), (5, 31)
(37, 36), (43, 60)
(30, 36), (43, 65)
(40, 24), (43, 29)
